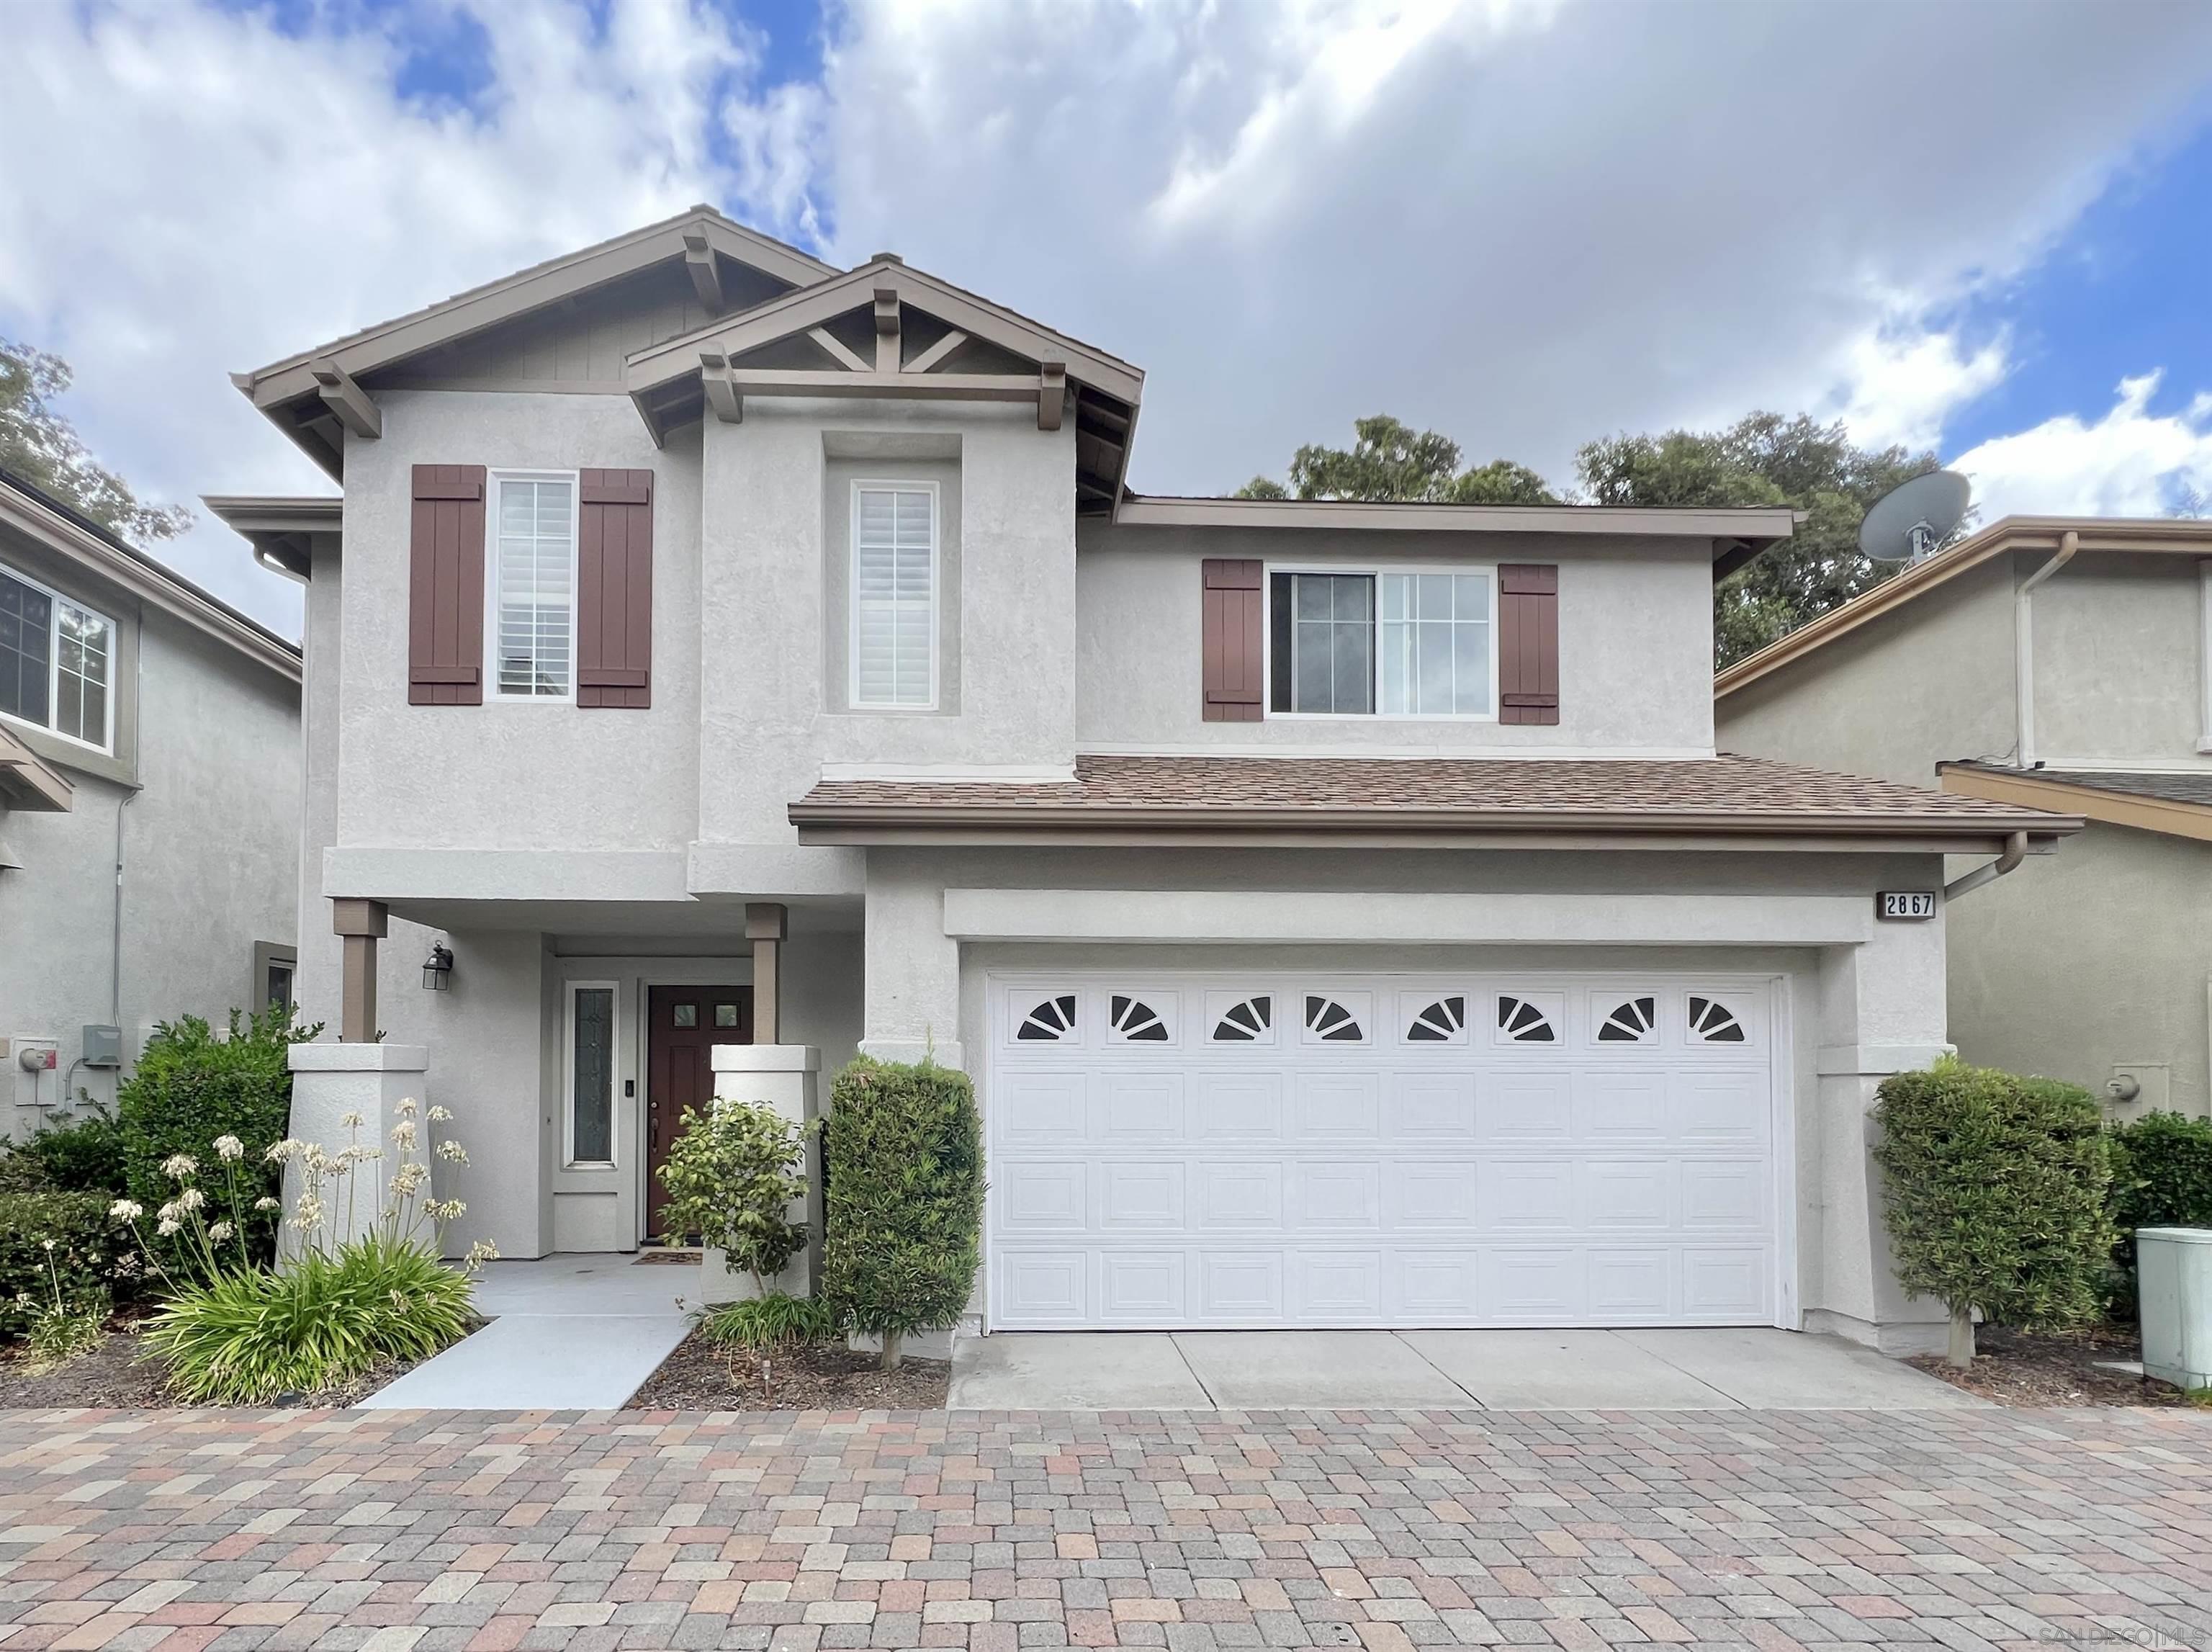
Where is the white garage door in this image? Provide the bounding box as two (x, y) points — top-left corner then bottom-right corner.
(986, 971), (1785, 1331)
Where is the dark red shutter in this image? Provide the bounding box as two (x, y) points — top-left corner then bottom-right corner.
(408, 465), (485, 706)
(1201, 558), (1264, 722)
(1498, 562), (1559, 725)
(577, 469), (654, 709)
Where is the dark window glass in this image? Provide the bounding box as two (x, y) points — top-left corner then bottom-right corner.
(0, 571), (52, 727)
(1274, 573), (1373, 714)
(572, 987), (616, 1162)
(671, 1003), (697, 1028)
(266, 963), (294, 1010)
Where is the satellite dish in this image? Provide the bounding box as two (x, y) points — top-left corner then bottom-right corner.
(1860, 470), (1971, 565)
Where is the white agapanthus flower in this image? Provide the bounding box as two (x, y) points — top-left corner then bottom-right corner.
(108, 1200), (143, 1222)
(161, 1153), (197, 1181)
(178, 1188), (206, 1212)
(208, 1221), (234, 1243)
(428, 1105), (451, 1123)
(436, 1141), (469, 1165)
(254, 1196), (280, 1213)
(156, 1217), (181, 1237)
(212, 1134), (245, 1162)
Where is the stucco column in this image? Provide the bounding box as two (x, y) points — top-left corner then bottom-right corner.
(331, 897), (387, 1043)
(860, 853), (963, 1070)
(282, 1042), (435, 1254)
(698, 1044), (822, 1304)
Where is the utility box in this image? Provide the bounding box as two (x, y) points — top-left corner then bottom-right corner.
(2137, 1227), (2212, 1391)
(80, 1025), (124, 1069)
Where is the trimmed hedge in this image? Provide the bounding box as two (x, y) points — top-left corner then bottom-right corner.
(21, 1105), (128, 1194)
(0, 1190), (116, 1339)
(117, 1007), (314, 1265)
(1873, 1058), (2113, 1364)
(821, 1056), (983, 1368)
(2105, 1110), (2212, 1308)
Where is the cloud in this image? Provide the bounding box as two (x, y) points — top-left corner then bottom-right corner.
(6, 0), (2212, 638)
(1954, 372), (2212, 519)
(0, 0), (800, 630)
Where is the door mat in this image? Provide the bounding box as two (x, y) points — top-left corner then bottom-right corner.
(634, 1249), (703, 1266)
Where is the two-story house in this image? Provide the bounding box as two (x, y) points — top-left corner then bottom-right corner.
(217, 207), (2074, 1356)
(2, 467), (302, 1128)
(1719, 515), (2212, 1120)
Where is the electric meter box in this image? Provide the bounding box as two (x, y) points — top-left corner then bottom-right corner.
(2136, 1226), (2212, 1391)
(80, 1025), (124, 1069)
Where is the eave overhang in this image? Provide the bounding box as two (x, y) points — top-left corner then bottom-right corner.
(1114, 496), (1799, 570)
(233, 207), (837, 480)
(203, 494), (342, 585)
(0, 474), (301, 685)
(1719, 515), (2212, 697)
(625, 256), (1144, 513)
(0, 722), (73, 812)
(1940, 763), (2212, 845)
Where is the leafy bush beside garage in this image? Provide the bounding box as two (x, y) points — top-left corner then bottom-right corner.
(1874, 1059), (2114, 1367)
(822, 1056), (983, 1369)
(2104, 1110), (2212, 1310)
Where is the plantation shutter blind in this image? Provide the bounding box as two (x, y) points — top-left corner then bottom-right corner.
(1498, 562), (1560, 725)
(1200, 558), (1264, 722)
(576, 468), (653, 708)
(408, 464), (486, 705)
(853, 486), (934, 707)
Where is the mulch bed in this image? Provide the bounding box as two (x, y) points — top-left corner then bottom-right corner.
(1909, 1323), (2201, 1407)
(0, 1316), (427, 1410)
(628, 1329), (948, 1411)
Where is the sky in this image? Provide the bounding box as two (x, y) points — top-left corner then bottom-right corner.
(5, 0), (2212, 636)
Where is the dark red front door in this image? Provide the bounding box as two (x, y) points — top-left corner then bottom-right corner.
(645, 984), (752, 1236)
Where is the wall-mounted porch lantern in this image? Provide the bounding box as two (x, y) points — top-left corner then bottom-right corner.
(421, 942), (454, 992)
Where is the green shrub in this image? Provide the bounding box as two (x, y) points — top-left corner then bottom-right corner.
(1873, 1058), (2113, 1366)
(655, 1099), (809, 1291)
(822, 1056), (982, 1370)
(22, 1102), (129, 1193)
(117, 1007), (315, 1265)
(703, 1290), (841, 1350)
(0, 1190), (117, 1340)
(2104, 1110), (2212, 1314)
(143, 1232), (476, 1404)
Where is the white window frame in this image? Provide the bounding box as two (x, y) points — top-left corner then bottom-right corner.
(848, 478), (940, 712)
(0, 557), (116, 754)
(564, 979), (621, 1170)
(484, 470), (580, 704)
(1262, 562), (1500, 722)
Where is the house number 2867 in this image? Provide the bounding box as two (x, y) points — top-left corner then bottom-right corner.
(1876, 891), (1938, 920)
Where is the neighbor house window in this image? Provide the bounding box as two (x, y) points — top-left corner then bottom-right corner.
(850, 482), (937, 708)
(490, 474), (576, 699)
(567, 982), (617, 1167)
(0, 562), (113, 750)
(1269, 567), (1494, 719)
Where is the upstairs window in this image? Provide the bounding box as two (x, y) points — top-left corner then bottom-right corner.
(1269, 567), (1493, 718)
(490, 474), (576, 699)
(852, 482), (937, 709)
(0, 562), (113, 751)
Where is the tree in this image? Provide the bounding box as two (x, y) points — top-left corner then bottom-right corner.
(1236, 414), (1557, 506)
(1576, 412), (1947, 667)
(0, 340), (190, 543)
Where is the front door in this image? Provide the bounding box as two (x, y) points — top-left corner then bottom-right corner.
(645, 984), (752, 1237)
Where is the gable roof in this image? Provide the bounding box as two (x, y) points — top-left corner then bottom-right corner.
(624, 253), (1145, 511)
(0, 468), (301, 685)
(1716, 514), (2212, 699)
(234, 206), (837, 477)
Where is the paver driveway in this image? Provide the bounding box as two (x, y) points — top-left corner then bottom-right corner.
(0, 1404), (2205, 1651)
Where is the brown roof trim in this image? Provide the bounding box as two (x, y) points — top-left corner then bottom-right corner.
(1940, 763), (2212, 845)
(1114, 495), (1799, 563)
(1717, 515), (2212, 698)
(0, 720), (73, 812)
(0, 470), (302, 683)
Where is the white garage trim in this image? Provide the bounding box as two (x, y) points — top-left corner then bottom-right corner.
(945, 888), (1871, 946)
(984, 969), (1797, 1332)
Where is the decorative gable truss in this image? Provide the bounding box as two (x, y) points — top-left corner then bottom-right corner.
(624, 258), (1146, 514)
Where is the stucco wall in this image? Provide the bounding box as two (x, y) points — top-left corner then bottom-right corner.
(1, 605), (299, 1128)
(2032, 555), (2211, 767)
(1076, 526), (1717, 755)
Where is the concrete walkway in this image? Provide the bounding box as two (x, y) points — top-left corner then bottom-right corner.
(948, 1325), (1987, 1410)
(359, 1254), (696, 1410)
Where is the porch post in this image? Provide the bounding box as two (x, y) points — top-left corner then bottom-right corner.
(745, 902), (787, 1043)
(331, 897), (387, 1042)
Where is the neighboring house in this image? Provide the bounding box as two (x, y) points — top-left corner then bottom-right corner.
(0, 468), (302, 1132)
(1719, 515), (2212, 1121)
(214, 206), (2074, 1355)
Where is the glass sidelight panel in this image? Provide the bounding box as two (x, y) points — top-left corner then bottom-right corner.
(671, 1003), (697, 1028)
(572, 986), (616, 1164)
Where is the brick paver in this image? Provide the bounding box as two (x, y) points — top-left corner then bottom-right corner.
(0, 1404), (2203, 1650)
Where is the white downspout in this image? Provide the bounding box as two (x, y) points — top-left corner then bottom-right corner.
(2014, 530), (2078, 768)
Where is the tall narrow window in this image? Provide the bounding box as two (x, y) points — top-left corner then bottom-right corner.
(1, 563), (114, 751)
(1380, 572), (1491, 715)
(1270, 571), (1373, 714)
(570, 984), (616, 1165)
(852, 484), (936, 708)
(492, 475), (575, 698)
